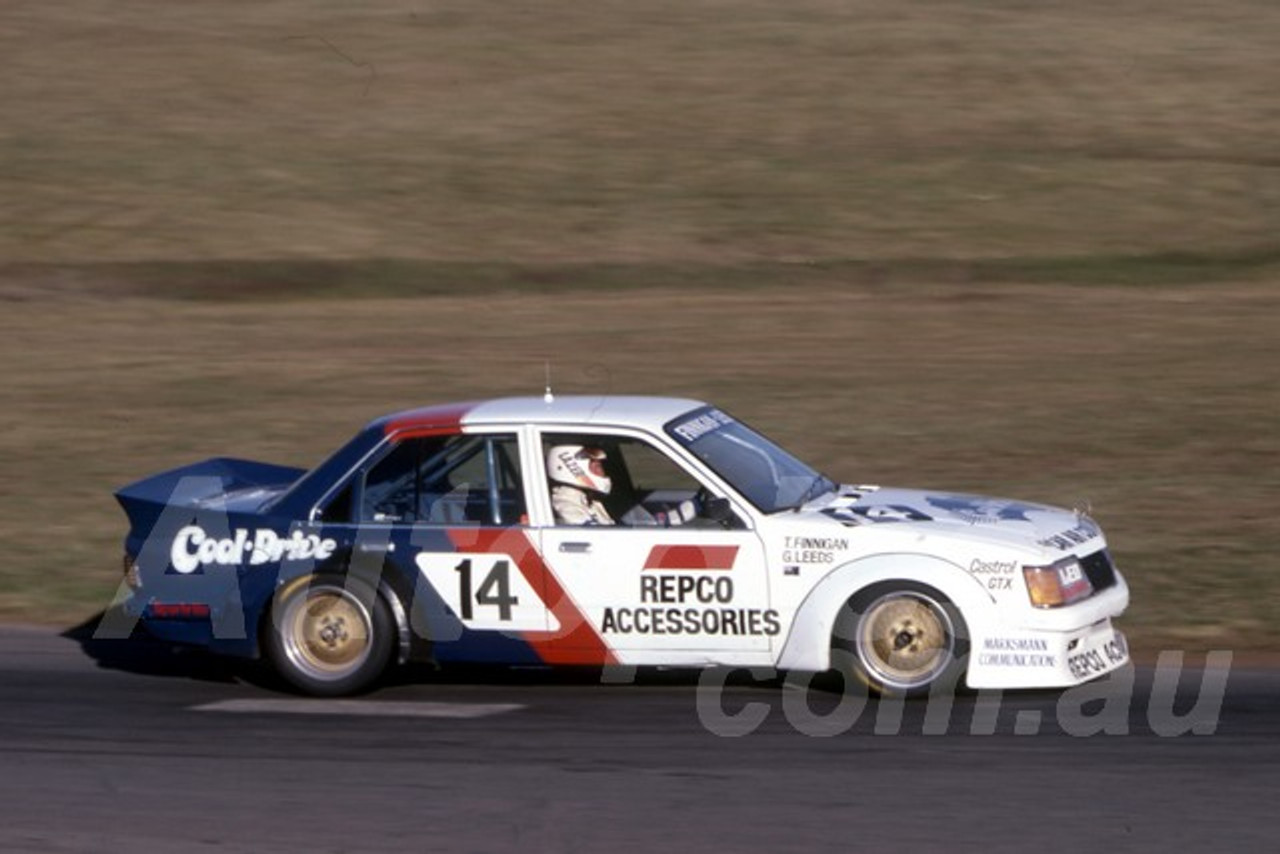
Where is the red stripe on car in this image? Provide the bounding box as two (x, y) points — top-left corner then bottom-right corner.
(643, 545), (739, 571)
(381, 401), (478, 438)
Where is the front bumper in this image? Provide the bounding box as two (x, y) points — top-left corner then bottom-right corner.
(967, 617), (1129, 690)
(965, 570), (1130, 689)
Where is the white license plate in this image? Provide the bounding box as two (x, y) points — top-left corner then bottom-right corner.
(1066, 629), (1128, 680)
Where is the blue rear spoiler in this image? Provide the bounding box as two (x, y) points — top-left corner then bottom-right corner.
(115, 457), (305, 532)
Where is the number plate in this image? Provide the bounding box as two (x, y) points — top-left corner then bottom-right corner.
(1067, 629), (1128, 681)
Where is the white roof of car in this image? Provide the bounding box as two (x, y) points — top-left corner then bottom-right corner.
(464, 396), (708, 431)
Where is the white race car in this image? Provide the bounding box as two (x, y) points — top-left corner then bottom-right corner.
(116, 396), (1129, 696)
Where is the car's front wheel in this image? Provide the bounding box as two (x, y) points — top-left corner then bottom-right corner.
(832, 582), (968, 698)
(265, 575), (394, 697)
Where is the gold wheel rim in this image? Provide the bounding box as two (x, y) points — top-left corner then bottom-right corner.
(283, 587), (372, 680)
(857, 594), (952, 689)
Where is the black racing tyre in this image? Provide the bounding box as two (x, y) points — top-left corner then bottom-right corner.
(831, 582), (969, 698)
(265, 575), (395, 697)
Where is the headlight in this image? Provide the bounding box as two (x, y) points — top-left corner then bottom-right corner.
(1023, 558), (1092, 608)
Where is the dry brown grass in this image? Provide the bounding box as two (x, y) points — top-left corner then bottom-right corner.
(2, 0), (1277, 266)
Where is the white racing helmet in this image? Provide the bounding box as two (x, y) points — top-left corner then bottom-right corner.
(547, 445), (612, 495)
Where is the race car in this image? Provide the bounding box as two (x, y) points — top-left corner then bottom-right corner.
(114, 396), (1130, 697)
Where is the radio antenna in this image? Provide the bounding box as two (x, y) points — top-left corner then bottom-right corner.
(544, 361), (555, 404)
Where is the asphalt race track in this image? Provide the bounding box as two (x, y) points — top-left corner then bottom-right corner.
(0, 625), (1275, 853)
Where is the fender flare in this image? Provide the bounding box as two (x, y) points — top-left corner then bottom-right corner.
(774, 553), (997, 673)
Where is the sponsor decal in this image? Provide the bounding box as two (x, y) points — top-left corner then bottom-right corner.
(969, 557), (1019, 590)
(1037, 520), (1100, 551)
(603, 560), (780, 638)
(556, 448), (587, 480)
(670, 409), (734, 443)
(170, 526), (337, 574)
(147, 603), (212, 620)
(600, 606), (780, 637)
(926, 494), (1036, 524)
(969, 558), (1017, 574)
(641, 573), (733, 604)
(978, 637), (1057, 668)
(781, 535), (849, 566)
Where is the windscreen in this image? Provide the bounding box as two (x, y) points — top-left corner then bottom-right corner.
(665, 407), (833, 514)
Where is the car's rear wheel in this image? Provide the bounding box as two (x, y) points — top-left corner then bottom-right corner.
(832, 582), (968, 698)
(266, 576), (394, 697)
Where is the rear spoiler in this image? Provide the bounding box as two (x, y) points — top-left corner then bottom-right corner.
(115, 457), (306, 533)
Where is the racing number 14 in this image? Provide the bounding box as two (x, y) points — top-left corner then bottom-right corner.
(454, 558), (519, 622)
(414, 551), (550, 631)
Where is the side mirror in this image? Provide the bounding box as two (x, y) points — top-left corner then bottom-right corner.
(705, 497), (741, 529)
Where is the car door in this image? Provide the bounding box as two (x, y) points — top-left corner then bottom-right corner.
(535, 428), (777, 660)
(334, 428), (564, 665)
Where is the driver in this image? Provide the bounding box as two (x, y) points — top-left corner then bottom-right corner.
(547, 445), (616, 525)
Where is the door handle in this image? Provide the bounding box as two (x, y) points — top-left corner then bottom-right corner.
(559, 542), (592, 554)
(358, 543), (395, 554)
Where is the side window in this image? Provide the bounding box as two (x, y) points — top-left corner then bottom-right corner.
(542, 433), (713, 527)
(317, 483), (353, 523)
(361, 433), (526, 526)
(621, 440), (702, 494)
